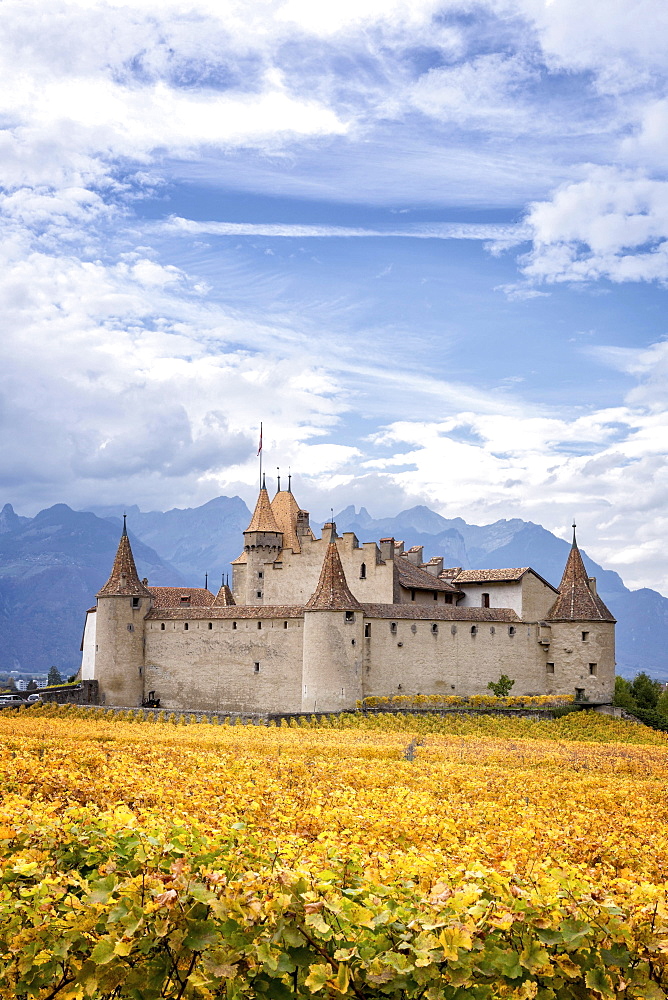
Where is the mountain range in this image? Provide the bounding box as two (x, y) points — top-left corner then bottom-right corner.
(0, 496), (666, 681)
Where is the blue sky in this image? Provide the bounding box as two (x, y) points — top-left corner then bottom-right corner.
(2, 0), (668, 592)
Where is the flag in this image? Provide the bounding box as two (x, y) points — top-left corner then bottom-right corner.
(257, 423), (263, 456)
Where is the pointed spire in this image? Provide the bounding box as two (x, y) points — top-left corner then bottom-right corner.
(546, 528), (615, 622)
(245, 486), (281, 534)
(305, 540), (362, 611)
(212, 582), (236, 607)
(205, 571), (208, 590)
(122, 512), (127, 536)
(97, 524), (152, 598)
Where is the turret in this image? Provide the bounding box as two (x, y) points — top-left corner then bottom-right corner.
(238, 479), (283, 605)
(94, 518), (152, 707)
(301, 526), (364, 712)
(545, 524), (616, 701)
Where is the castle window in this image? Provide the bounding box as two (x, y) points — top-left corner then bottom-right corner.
(258, 572), (263, 579)
(582, 631), (589, 641)
(345, 611), (355, 622)
(360, 563), (366, 579)
(283, 621), (288, 629)
(589, 663), (597, 676)
(257, 621), (262, 629)
(351, 639), (356, 646)
(546, 662), (555, 674)
(431, 623), (438, 634)
(254, 662), (260, 673)
(482, 593), (490, 608)
(160, 623), (165, 631)
(410, 589), (416, 601)
(184, 623), (189, 630)
(132, 597), (140, 609)
(127, 624), (134, 632)
(451, 625), (457, 635)
(445, 594), (453, 604)
(433, 591), (438, 601)
(508, 626), (516, 636)
(232, 621), (237, 630)
(257, 591), (262, 598)
(208, 622), (213, 630)
(575, 687), (585, 700)
(390, 622), (397, 634)
(470, 625), (477, 636)
(364, 623), (371, 638)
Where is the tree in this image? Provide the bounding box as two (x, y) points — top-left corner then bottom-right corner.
(487, 674), (515, 697)
(630, 671), (661, 711)
(613, 676), (637, 710)
(26, 679), (37, 691)
(656, 687), (668, 718)
(47, 666), (62, 687)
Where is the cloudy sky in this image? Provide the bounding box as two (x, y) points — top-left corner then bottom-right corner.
(2, 0), (668, 592)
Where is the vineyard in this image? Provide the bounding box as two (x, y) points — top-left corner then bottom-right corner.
(1, 706), (668, 999)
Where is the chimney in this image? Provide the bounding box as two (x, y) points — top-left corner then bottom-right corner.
(296, 510), (311, 536)
(424, 557), (443, 577)
(405, 545), (423, 566)
(379, 537), (395, 561)
(588, 577), (597, 595)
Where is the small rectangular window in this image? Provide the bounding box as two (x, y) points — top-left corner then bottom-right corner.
(256, 591), (262, 598)
(258, 572), (263, 579)
(132, 597), (140, 608)
(482, 593), (490, 608)
(345, 611), (354, 622)
(444, 594), (453, 604)
(589, 663), (597, 676)
(364, 623), (371, 638)
(184, 623), (189, 631)
(254, 662), (260, 673)
(208, 622), (213, 630)
(257, 621), (262, 629)
(410, 589), (416, 601)
(582, 631), (589, 641)
(546, 662), (555, 674)
(232, 621), (237, 630)
(283, 620), (288, 629)
(433, 591), (438, 601)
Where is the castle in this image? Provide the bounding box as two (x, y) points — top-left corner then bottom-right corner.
(81, 481), (616, 712)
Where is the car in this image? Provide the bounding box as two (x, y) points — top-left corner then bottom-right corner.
(0, 693), (24, 705)
(26, 693), (42, 703)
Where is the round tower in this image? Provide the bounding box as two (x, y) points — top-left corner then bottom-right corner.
(94, 518), (152, 707)
(234, 479), (283, 605)
(545, 524), (616, 701)
(302, 525), (364, 713)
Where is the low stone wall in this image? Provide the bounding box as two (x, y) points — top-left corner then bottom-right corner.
(39, 680), (99, 705)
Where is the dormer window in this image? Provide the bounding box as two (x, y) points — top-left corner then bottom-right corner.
(180, 594), (190, 604)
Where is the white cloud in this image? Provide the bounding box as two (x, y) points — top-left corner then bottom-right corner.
(520, 168), (668, 284)
(164, 217), (529, 241)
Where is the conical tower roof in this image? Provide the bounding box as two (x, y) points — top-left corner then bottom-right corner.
(271, 489), (302, 552)
(97, 520), (152, 598)
(212, 583), (236, 607)
(546, 526), (615, 622)
(305, 536), (362, 611)
(245, 486), (281, 534)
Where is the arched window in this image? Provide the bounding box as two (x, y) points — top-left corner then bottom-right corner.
(390, 622), (397, 634)
(360, 562), (366, 579)
(508, 626), (516, 637)
(160, 623), (165, 631)
(470, 625), (477, 636)
(208, 622), (213, 630)
(184, 622), (189, 631)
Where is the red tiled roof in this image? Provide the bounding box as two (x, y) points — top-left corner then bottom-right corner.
(361, 604), (520, 622)
(546, 540), (615, 622)
(396, 555), (459, 593)
(212, 584), (236, 608)
(305, 541), (362, 611)
(245, 487), (281, 534)
(149, 587), (215, 609)
(97, 530), (152, 598)
(454, 567), (529, 583)
(146, 605), (304, 621)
